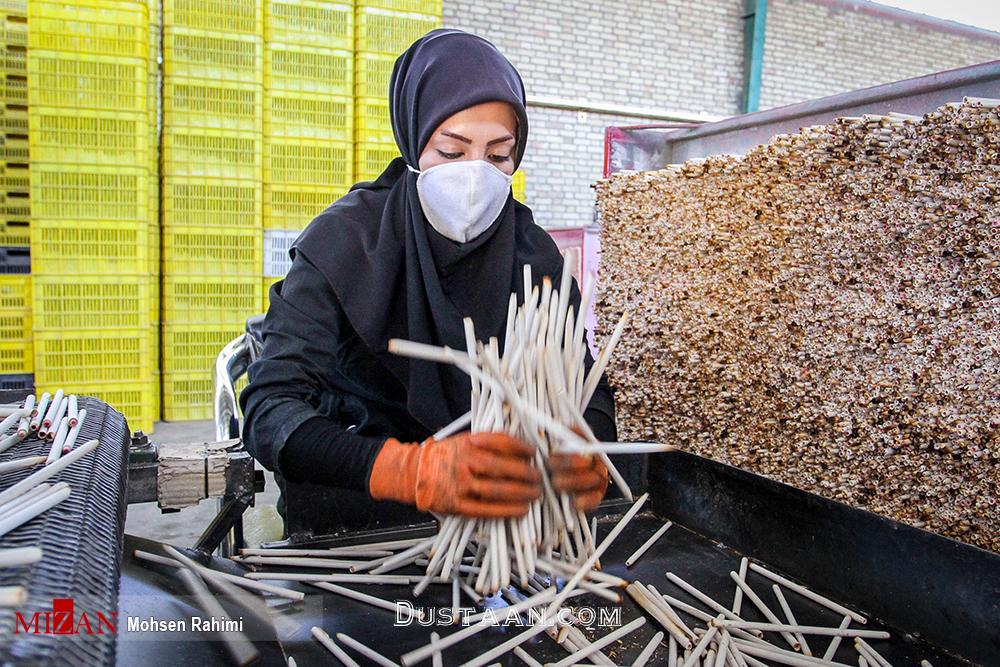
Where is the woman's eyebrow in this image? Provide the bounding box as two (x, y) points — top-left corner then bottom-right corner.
(440, 130), (472, 143)
(438, 130), (515, 146)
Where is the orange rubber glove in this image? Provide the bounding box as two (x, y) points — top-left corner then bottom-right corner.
(369, 432), (542, 518)
(549, 453), (609, 511)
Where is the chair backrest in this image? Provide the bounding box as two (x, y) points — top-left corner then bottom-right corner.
(213, 315), (265, 440)
(245, 314), (265, 347)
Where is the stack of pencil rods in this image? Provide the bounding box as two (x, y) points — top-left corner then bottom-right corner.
(387, 259), (657, 596)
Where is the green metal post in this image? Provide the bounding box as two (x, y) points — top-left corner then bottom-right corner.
(742, 0), (768, 113)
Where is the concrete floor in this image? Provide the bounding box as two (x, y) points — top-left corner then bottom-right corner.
(123, 419), (285, 548)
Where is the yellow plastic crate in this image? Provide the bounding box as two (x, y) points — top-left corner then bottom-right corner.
(263, 184), (340, 229)
(261, 275), (281, 311)
(264, 42), (351, 96)
(162, 370), (212, 420)
(0, 13), (26, 46)
(148, 172), (159, 225)
(354, 140), (399, 182)
(264, 0), (352, 49)
(164, 0), (262, 35)
(163, 26), (263, 84)
(163, 76), (262, 131)
(162, 275), (261, 325)
(265, 137), (352, 188)
(0, 192), (28, 217)
(162, 176), (261, 228)
(29, 106), (149, 164)
(149, 322), (160, 370)
(0, 104), (27, 133)
(356, 0), (441, 14)
(0, 161), (28, 192)
(0, 45), (25, 75)
(0, 134), (27, 161)
(0, 75), (26, 104)
(162, 323), (243, 373)
(28, 0), (148, 59)
(38, 379), (157, 433)
(162, 128), (262, 180)
(0, 339), (30, 372)
(30, 164), (149, 221)
(28, 50), (146, 112)
(149, 260), (160, 321)
(0, 273), (28, 307)
(149, 267), (160, 324)
(34, 328), (154, 385)
(264, 91), (352, 141)
(146, 73), (157, 125)
(0, 1), (26, 17)
(0, 274), (29, 342)
(30, 219), (150, 275)
(32, 275), (152, 330)
(354, 95), (393, 143)
(162, 224), (262, 275)
(0, 218), (28, 245)
(151, 370), (160, 426)
(513, 169), (525, 202)
(355, 7), (439, 55)
(355, 51), (394, 98)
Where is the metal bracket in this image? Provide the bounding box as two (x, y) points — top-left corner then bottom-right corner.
(126, 432), (159, 506)
(125, 435), (265, 555)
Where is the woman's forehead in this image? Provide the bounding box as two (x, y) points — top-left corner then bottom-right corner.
(432, 102), (517, 138)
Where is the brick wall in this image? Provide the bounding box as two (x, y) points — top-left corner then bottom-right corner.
(761, 0), (1000, 109)
(443, 0), (745, 228)
(443, 0), (1000, 227)
(520, 106), (653, 228)
(443, 1), (745, 115)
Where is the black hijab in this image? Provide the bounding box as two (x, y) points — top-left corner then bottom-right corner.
(293, 29), (563, 431)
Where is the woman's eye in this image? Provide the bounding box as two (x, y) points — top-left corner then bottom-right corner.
(436, 150), (462, 159)
(489, 154), (511, 163)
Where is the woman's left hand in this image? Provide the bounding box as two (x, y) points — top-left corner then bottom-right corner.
(549, 453), (608, 511)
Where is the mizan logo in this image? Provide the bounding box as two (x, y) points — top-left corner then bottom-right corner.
(15, 598), (117, 635)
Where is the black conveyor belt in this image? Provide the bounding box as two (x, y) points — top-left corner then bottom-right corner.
(0, 396), (131, 665)
(248, 452), (999, 666)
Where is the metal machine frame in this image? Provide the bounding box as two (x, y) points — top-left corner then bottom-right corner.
(604, 60), (1000, 176)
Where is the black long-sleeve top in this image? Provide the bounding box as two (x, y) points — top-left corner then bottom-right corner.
(239, 251), (618, 498)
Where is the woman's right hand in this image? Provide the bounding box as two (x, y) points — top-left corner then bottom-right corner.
(369, 432), (542, 518)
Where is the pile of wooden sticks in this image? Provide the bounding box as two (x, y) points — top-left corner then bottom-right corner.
(625, 556), (899, 667)
(385, 259), (671, 596)
(595, 98), (999, 552)
(223, 491), (933, 666)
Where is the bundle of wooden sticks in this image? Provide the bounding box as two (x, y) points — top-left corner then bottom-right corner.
(385, 259), (672, 596)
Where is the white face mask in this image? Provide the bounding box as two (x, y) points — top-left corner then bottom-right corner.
(408, 160), (514, 243)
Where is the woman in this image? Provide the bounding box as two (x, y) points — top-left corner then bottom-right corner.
(240, 29), (617, 537)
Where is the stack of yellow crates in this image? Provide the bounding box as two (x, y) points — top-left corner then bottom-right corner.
(148, 0), (160, 423)
(354, 0), (439, 183)
(160, 0), (263, 421)
(261, 0), (355, 309)
(27, 0), (155, 432)
(0, 1), (30, 392)
(513, 169), (525, 202)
